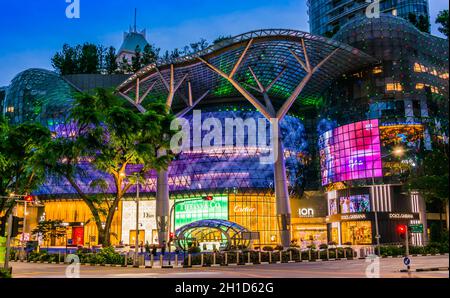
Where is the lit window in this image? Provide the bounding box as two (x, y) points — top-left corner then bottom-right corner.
(392, 9), (397, 16)
(6, 106), (14, 113)
(386, 83), (402, 92)
(414, 63), (421, 73)
(372, 66), (383, 74)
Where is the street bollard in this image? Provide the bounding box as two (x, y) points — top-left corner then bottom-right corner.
(317, 250), (320, 260)
(336, 248), (338, 259)
(150, 254), (154, 267)
(188, 254), (192, 267)
(289, 251), (293, 262)
(140, 254), (145, 266)
(124, 254), (127, 266)
(327, 249), (329, 260)
(200, 253), (204, 267)
(279, 251), (282, 263)
(175, 254), (178, 267)
(308, 250), (311, 261)
(258, 251), (261, 264)
(269, 251), (272, 263)
(236, 252), (240, 265)
(160, 254), (163, 267)
(248, 252), (251, 264)
(225, 252), (228, 265)
(213, 253), (216, 266)
(344, 248), (347, 259)
(58, 251), (61, 263)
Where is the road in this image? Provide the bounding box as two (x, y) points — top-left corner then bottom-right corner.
(10, 255), (448, 278)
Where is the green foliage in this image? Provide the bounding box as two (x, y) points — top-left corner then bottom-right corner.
(31, 220), (67, 246)
(39, 89), (177, 246)
(408, 146), (449, 206)
(0, 268), (12, 278)
(408, 13), (430, 33)
(0, 116), (51, 213)
(436, 9), (449, 38)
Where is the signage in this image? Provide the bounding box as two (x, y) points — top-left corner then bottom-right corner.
(341, 214), (367, 220)
(403, 257), (411, 266)
(409, 224), (424, 233)
(234, 205), (256, 213)
(298, 208), (314, 217)
(389, 213), (414, 220)
(174, 196), (228, 230)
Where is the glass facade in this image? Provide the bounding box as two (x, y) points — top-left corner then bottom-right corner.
(308, 0), (430, 36)
(3, 69), (76, 130)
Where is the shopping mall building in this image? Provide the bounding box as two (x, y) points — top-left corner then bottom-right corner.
(1, 8), (448, 249)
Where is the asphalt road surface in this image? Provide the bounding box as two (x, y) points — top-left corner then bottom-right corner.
(10, 255), (449, 278)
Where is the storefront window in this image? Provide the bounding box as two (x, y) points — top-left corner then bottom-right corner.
(341, 221), (372, 245)
(228, 194), (278, 247)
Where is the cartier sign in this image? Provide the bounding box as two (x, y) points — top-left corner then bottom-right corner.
(233, 205), (256, 213)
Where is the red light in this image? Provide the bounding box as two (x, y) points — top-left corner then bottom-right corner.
(24, 195), (34, 202)
(203, 196), (214, 201)
(397, 224), (407, 234)
(169, 232), (174, 240)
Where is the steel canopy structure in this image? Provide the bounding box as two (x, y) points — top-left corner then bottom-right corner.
(174, 219), (251, 251)
(116, 29), (377, 248)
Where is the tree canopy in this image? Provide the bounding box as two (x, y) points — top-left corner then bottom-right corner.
(39, 89), (177, 245)
(436, 9), (449, 38)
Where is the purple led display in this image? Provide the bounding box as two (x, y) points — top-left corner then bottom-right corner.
(319, 119), (382, 186)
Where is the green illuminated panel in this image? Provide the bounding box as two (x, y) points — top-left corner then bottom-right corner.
(174, 196), (228, 230)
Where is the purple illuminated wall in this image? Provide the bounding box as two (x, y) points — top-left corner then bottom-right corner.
(319, 119), (382, 185)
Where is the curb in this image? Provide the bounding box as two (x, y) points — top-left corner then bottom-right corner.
(400, 267), (449, 273)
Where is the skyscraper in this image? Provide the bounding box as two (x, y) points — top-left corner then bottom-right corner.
(308, 0), (430, 36)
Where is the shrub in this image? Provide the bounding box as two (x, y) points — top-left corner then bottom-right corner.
(188, 246), (201, 254)
(274, 245), (284, 251)
(0, 268), (12, 278)
(262, 246), (274, 252)
(319, 244), (328, 250)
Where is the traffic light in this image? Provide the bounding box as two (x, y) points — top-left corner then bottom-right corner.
(202, 196), (213, 201)
(169, 232), (175, 241)
(24, 195), (35, 203)
(11, 216), (24, 238)
(0, 216), (6, 237)
(397, 224), (407, 240)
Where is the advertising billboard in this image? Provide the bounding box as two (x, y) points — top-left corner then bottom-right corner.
(174, 196), (228, 230)
(339, 195), (371, 213)
(319, 119), (382, 185)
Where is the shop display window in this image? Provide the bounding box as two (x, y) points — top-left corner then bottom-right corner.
(341, 221), (373, 245)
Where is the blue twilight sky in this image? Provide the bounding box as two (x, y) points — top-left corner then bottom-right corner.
(0, 0), (448, 86)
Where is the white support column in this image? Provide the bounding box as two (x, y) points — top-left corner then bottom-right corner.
(197, 39), (338, 249)
(272, 119), (291, 248)
(156, 167), (170, 246)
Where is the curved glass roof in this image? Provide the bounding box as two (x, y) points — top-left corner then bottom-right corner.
(175, 219), (251, 250)
(4, 68), (76, 126)
(117, 29), (377, 111)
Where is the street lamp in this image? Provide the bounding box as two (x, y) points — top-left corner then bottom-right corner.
(371, 146), (406, 256)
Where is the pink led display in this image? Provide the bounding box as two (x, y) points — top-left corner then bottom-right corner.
(319, 119), (382, 186)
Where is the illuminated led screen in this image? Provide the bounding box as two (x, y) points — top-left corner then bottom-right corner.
(319, 119), (382, 185)
(339, 195), (371, 213)
(174, 196), (228, 230)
